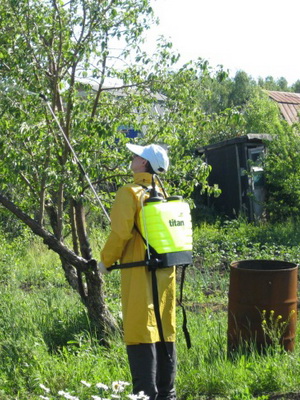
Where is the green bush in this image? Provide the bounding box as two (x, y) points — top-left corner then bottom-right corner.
(264, 130), (300, 221)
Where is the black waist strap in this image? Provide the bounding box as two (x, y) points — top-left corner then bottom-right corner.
(107, 257), (163, 271)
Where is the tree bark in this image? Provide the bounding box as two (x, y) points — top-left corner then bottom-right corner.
(72, 200), (119, 338)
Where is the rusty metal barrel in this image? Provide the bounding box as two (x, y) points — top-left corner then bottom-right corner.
(228, 260), (298, 353)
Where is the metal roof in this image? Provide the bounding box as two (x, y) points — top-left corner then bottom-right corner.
(267, 90), (300, 124)
(196, 133), (273, 154)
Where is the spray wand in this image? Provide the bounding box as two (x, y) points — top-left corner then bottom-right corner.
(39, 93), (111, 223)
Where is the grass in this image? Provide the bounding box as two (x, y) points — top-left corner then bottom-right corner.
(0, 218), (300, 399)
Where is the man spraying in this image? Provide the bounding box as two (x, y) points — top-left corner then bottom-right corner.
(98, 143), (179, 400)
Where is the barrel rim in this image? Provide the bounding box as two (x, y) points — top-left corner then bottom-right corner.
(230, 259), (298, 272)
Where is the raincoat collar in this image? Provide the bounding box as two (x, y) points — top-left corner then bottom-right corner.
(133, 172), (153, 187)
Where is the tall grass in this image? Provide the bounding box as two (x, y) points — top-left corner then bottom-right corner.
(0, 219), (300, 399)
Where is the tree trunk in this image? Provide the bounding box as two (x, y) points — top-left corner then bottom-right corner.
(73, 199), (119, 339)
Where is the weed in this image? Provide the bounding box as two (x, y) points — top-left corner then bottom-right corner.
(261, 309), (296, 348)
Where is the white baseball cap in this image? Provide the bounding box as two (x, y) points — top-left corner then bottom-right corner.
(126, 143), (169, 173)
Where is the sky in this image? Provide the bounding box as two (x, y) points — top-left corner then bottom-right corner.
(142, 0), (300, 86)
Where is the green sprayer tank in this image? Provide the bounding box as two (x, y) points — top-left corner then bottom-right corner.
(140, 196), (193, 267)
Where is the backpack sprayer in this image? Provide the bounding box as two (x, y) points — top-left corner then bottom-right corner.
(139, 174), (193, 268)
(108, 174), (193, 271)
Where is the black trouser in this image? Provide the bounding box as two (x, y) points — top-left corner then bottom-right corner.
(126, 342), (176, 400)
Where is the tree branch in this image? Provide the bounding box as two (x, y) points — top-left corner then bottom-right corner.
(0, 192), (92, 272)
(91, 32), (108, 118)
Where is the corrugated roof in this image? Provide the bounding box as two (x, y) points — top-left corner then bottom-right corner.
(267, 90), (300, 124)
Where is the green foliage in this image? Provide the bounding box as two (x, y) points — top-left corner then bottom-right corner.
(203, 107), (246, 144)
(175, 68), (296, 148)
(199, 70), (256, 114)
(258, 76), (290, 92)
(243, 89), (289, 134)
(263, 130), (300, 220)
(292, 80), (300, 93)
(229, 71), (257, 107)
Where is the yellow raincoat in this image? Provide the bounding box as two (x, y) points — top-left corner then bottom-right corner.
(101, 172), (176, 345)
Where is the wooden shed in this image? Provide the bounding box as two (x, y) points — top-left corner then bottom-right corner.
(196, 134), (273, 220)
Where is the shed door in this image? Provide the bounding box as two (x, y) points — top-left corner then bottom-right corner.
(207, 145), (241, 217)
(248, 147), (265, 219)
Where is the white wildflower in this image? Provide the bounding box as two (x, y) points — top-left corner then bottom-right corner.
(58, 390), (79, 400)
(81, 380), (91, 388)
(137, 391), (149, 400)
(112, 380), (130, 393)
(126, 392), (149, 400)
(112, 381), (121, 393)
(111, 395), (121, 399)
(96, 382), (109, 390)
(40, 384), (50, 393)
(97, 398), (110, 400)
(67, 395), (79, 400)
(39, 396), (50, 400)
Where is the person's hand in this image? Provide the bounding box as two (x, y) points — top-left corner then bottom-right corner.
(98, 261), (110, 274)
(87, 258), (97, 269)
